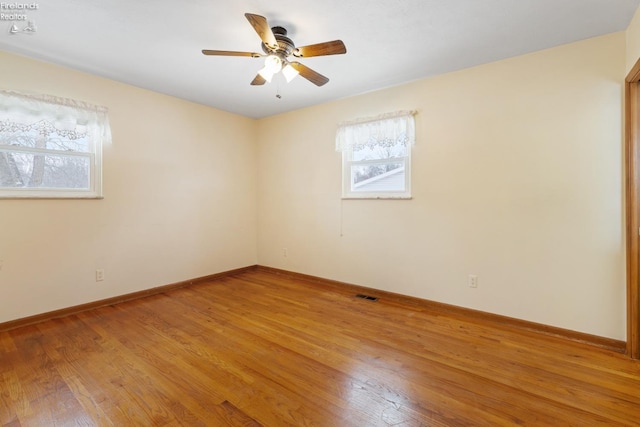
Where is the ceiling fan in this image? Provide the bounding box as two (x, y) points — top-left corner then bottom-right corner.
(202, 13), (347, 87)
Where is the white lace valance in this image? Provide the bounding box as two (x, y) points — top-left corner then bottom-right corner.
(335, 110), (416, 152)
(0, 90), (111, 144)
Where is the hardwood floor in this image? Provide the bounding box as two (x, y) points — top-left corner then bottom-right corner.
(1, 269), (640, 426)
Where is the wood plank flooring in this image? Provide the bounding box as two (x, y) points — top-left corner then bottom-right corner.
(1, 269), (640, 426)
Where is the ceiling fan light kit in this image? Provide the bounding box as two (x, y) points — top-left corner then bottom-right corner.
(202, 13), (346, 87)
(282, 63), (299, 82)
(258, 55), (283, 82)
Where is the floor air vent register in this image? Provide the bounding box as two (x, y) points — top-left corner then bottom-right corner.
(354, 294), (378, 301)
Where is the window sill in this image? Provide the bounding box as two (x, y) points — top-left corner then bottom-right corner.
(0, 192), (104, 200)
(341, 196), (413, 200)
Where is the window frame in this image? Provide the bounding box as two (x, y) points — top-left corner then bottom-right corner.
(0, 91), (107, 199)
(341, 145), (412, 199)
(337, 110), (415, 200)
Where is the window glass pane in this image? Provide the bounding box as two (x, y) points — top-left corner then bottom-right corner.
(0, 122), (89, 153)
(351, 162), (405, 192)
(352, 139), (408, 161)
(0, 151), (90, 189)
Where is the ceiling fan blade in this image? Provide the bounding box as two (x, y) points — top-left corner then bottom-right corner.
(289, 62), (329, 86)
(244, 13), (278, 50)
(250, 74), (267, 85)
(202, 50), (262, 57)
(294, 40), (347, 58)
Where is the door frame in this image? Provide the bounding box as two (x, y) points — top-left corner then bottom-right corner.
(625, 58), (640, 359)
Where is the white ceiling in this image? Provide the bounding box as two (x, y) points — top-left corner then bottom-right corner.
(1, 0), (639, 119)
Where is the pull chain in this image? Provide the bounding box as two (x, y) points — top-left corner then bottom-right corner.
(276, 75), (282, 99)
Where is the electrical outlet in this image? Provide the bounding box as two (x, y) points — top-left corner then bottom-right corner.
(96, 269), (105, 282)
(283, 248), (288, 257)
(468, 274), (478, 288)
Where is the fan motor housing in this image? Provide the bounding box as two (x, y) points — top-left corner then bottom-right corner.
(262, 26), (295, 56)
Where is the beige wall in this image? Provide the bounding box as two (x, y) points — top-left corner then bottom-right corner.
(257, 33), (627, 339)
(627, 6), (640, 74)
(1, 30), (631, 340)
(0, 51), (258, 323)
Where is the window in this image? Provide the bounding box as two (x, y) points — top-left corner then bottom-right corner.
(0, 90), (110, 198)
(336, 110), (415, 199)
